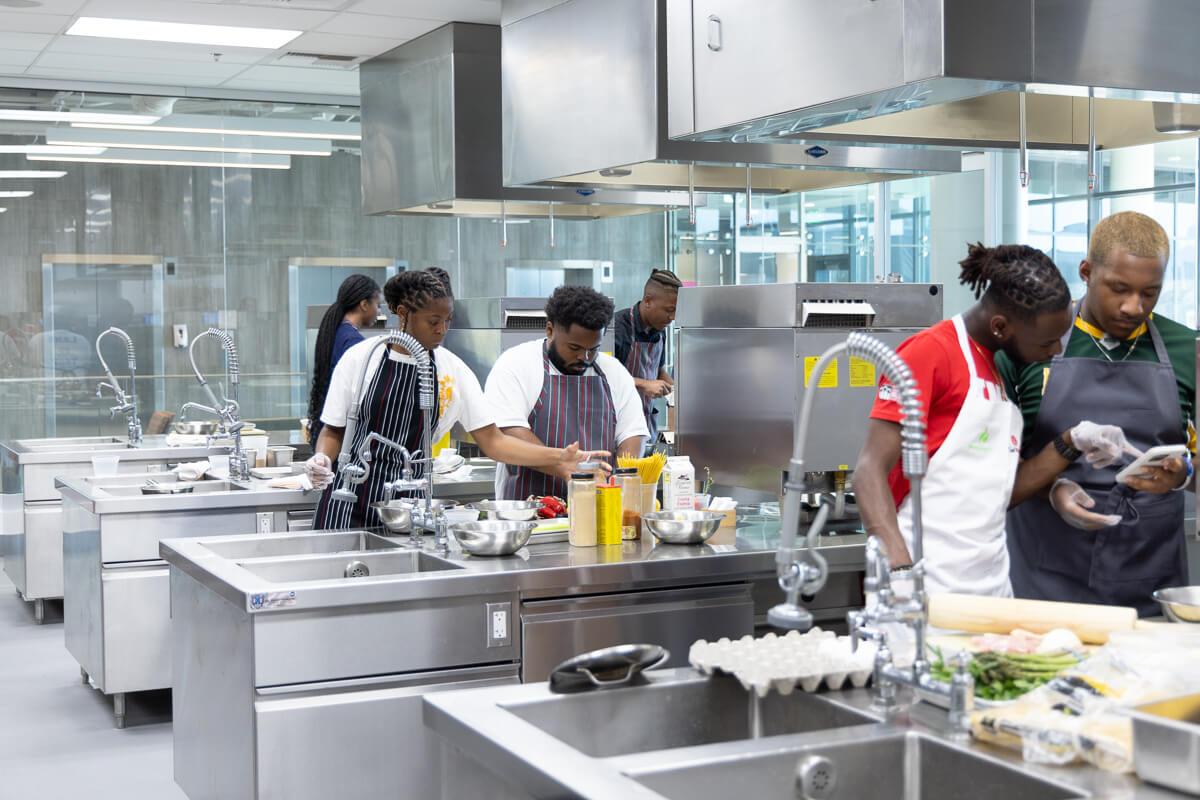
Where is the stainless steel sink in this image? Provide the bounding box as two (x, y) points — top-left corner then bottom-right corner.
(502, 676), (877, 758)
(95, 479), (247, 496)
(203, 531), (403, 559)
(627, 730), (1085, 800)
(238, 550), (463, 582)
(17, 436), (129, 452)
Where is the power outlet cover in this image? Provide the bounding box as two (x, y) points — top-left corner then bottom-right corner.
(486, 601), (511, 648)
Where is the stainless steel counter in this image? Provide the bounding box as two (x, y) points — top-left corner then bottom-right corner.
(1, 434), (226, 622)
(161, 509), (866, 800)
(424, 667), (1183, 800)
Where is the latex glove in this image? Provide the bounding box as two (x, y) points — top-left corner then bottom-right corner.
(304, 453), (334, 490)
(1049, 478), (1121, 531)
(1069, 421), (1141, 469)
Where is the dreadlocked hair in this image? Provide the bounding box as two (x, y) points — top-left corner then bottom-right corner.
(307, 273), (380, 434)
(384, 270), (451, 316)
(645, 268), (682, 294)
(424, 266), (453, 297)
(545, 285), (614, 331)
(958, 242), (1070, 321)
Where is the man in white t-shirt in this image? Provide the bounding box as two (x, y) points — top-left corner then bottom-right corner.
(486, 286), (648, 500)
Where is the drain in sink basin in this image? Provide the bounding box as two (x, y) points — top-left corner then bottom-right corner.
(795, 755), (836, 800)
(344, 560), (370, 578)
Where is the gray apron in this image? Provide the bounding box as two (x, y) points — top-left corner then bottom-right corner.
(1007, 312), (1187, 616)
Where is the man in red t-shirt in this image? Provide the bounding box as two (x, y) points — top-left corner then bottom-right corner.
(856, 243), (1133, 597)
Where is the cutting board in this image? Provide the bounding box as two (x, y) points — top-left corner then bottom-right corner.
(928, 593), (1138, 645)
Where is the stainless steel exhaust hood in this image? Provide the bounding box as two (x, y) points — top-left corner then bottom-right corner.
(500, 0), (961, 199)
(359, 23), (687, 219)
(664, 0), (1200, 154)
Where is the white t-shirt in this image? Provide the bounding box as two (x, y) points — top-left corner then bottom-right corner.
(485, 338), (649, 444)
(321, 339), (494, 442)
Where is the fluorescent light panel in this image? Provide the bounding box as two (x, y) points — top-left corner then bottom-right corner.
(0, 145), (106, 155)
(0, 208), (7, 213)
(47, 127), (331, 156)
(0, 191), (32, 198)
(0, 110), (159, 125)
(67, 16), (301, 49)
(29, 149), (290, 170)
(73, 113), (361, 141)
(0, 170), (65, 178)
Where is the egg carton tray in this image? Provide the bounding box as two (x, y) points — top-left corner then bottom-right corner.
(689, 628), (877, 698)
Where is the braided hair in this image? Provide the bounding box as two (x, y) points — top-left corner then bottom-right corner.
(307, 274), (380, 434)
(958, 243), (1070, 321)
(384, 270), (451, 318)
(424, 266), (453, 297)
(645, 268), (682, 295)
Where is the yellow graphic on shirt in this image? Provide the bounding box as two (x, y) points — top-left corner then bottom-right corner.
(438, 373), (455, 416)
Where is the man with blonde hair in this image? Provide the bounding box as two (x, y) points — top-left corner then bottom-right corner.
(999, 211), (1196, 615)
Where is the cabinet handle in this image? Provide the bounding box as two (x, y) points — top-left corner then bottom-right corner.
(706, 14), (722, 51)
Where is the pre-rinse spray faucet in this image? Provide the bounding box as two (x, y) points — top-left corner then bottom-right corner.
(181, 327), (248, 480)
(95, 327), (142, 445)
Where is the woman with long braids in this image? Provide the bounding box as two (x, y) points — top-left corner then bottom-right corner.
(304, 271), (601, 529)
(306, 274), (381, 444)
(854, 242), (1134, 597)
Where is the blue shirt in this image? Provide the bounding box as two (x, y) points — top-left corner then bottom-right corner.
(330, 321), (364, 372)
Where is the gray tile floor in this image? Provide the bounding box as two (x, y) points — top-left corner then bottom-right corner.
(0, 558), (185, 799)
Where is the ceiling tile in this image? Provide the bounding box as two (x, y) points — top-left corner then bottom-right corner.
(34, 51), (248, 79)
(0, 32), (54, 52)
(285, 31), (402, 57)
(25, 66), (230, 87)
(0, 51), (40, 68)
(44, 35), (266, 63)
(77, 0), (337, 30)
(0, 11), (72, 34)
(347, 0), (500, 24)
(315, 12), (441, 39)
(224, 63), (359, 91)
(0, 0), (89, 13)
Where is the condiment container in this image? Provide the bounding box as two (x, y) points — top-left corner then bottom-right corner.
(595, 483), (623, 546)
(663, 455), (696, 511)
(568, 471), (597, 547)
(615, 467), (641, 540)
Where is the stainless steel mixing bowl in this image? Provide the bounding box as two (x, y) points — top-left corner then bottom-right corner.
(370, 500), (413, 533)
(1154, 587), (1200, 623)
(469, 499), (541, 522)
(641, 510), (724, 545)
(452, 520), (537, 556)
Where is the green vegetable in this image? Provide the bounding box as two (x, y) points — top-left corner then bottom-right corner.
(929, 647), (1081, 702)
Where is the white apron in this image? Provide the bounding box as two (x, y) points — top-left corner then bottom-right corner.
(897, 315), (1022, 597)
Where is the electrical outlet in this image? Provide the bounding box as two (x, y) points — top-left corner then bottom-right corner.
(256, 512), (274, 534)
(486, 601), (511, 648)
(172, 324), (189, 349)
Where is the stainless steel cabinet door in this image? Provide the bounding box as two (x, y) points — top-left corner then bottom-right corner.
(23, 502), (63, 599)
(520, 583), (753, 682)
(101, 564), (171, 693)
(690, 0), (904, 135)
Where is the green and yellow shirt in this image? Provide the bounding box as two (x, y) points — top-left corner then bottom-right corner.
(996, 313), (1197, 454)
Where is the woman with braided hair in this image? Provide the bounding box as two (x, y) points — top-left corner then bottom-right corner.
(855, 242), (1130, 597)
(305, 270), (602, 529)
(306, 273), (380, 445)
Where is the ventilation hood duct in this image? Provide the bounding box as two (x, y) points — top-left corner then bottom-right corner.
(500, 0), (961, 200)
(664, 0), (1200, 154)
(359, 22), (687, 219)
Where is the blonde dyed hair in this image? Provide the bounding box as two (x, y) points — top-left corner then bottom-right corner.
(1087, 211), (1170, 267)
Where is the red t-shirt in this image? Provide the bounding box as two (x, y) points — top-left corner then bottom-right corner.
(869, 319), (1002, 507)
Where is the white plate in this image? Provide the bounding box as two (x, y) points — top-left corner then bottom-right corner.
(433, 455), (466, 474)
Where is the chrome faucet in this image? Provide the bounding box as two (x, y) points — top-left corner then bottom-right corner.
(330, 331), (437, 546)
(95, 327), (142, 444)
(182, 327), (248, 480)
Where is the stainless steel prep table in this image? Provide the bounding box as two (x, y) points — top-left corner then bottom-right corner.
(1, 435), (224, 623)
(160, 509), (865, 800)
(57, 473), (318, 728)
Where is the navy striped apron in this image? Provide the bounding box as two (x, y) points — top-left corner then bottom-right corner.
(623, 306), (665, 450)
(502, 342), (617, 500)
(314, 349), (439, 530)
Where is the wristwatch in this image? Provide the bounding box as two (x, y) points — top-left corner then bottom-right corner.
(1053, 432), (1082, 462)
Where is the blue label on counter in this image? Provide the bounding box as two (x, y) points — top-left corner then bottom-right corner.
(805, 145), (829, 158)
(249, 591), (296, 611)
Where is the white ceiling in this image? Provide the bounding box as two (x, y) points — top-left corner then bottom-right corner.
(0, 0), (503, 99)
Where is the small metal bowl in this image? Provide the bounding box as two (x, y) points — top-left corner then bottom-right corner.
(173, 420), (218, 436)
(641, 510), (725, 545)
(470, 499), (541, 522)
(370, 501), (413, 533)
(549, 643), (670, 694)
(396, 498), (459, 512)
(140, 482), (195, 495)
(1154, 587), (1200, 623)
(452, 520), (537, 556)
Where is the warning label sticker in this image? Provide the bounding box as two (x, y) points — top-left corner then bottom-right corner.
(804, 357), (839, 388)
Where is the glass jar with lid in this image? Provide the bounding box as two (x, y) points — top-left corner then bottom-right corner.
(567, 471), (597, 547)
(615, 467), (641, 540)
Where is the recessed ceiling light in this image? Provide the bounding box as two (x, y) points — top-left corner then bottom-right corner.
(28, 150), (290, 170)
(0, 110), (160, 125)
(66, 16), (301, 49)
(0, 170), (65, 178)
(0, 208), (7, 213)
(73, 113), (361, 141)
(48, 128), (331, 156)
(0, 145), (105, 155)
(0, 191), (32, 198)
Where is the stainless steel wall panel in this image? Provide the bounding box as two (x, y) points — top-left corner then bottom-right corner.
(502, 0), (660, 187)
(942, 0), (1030, 82)
(676, 284), (944, 329)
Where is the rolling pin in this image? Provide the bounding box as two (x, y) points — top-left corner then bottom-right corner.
(928, 593), (1138, 644)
